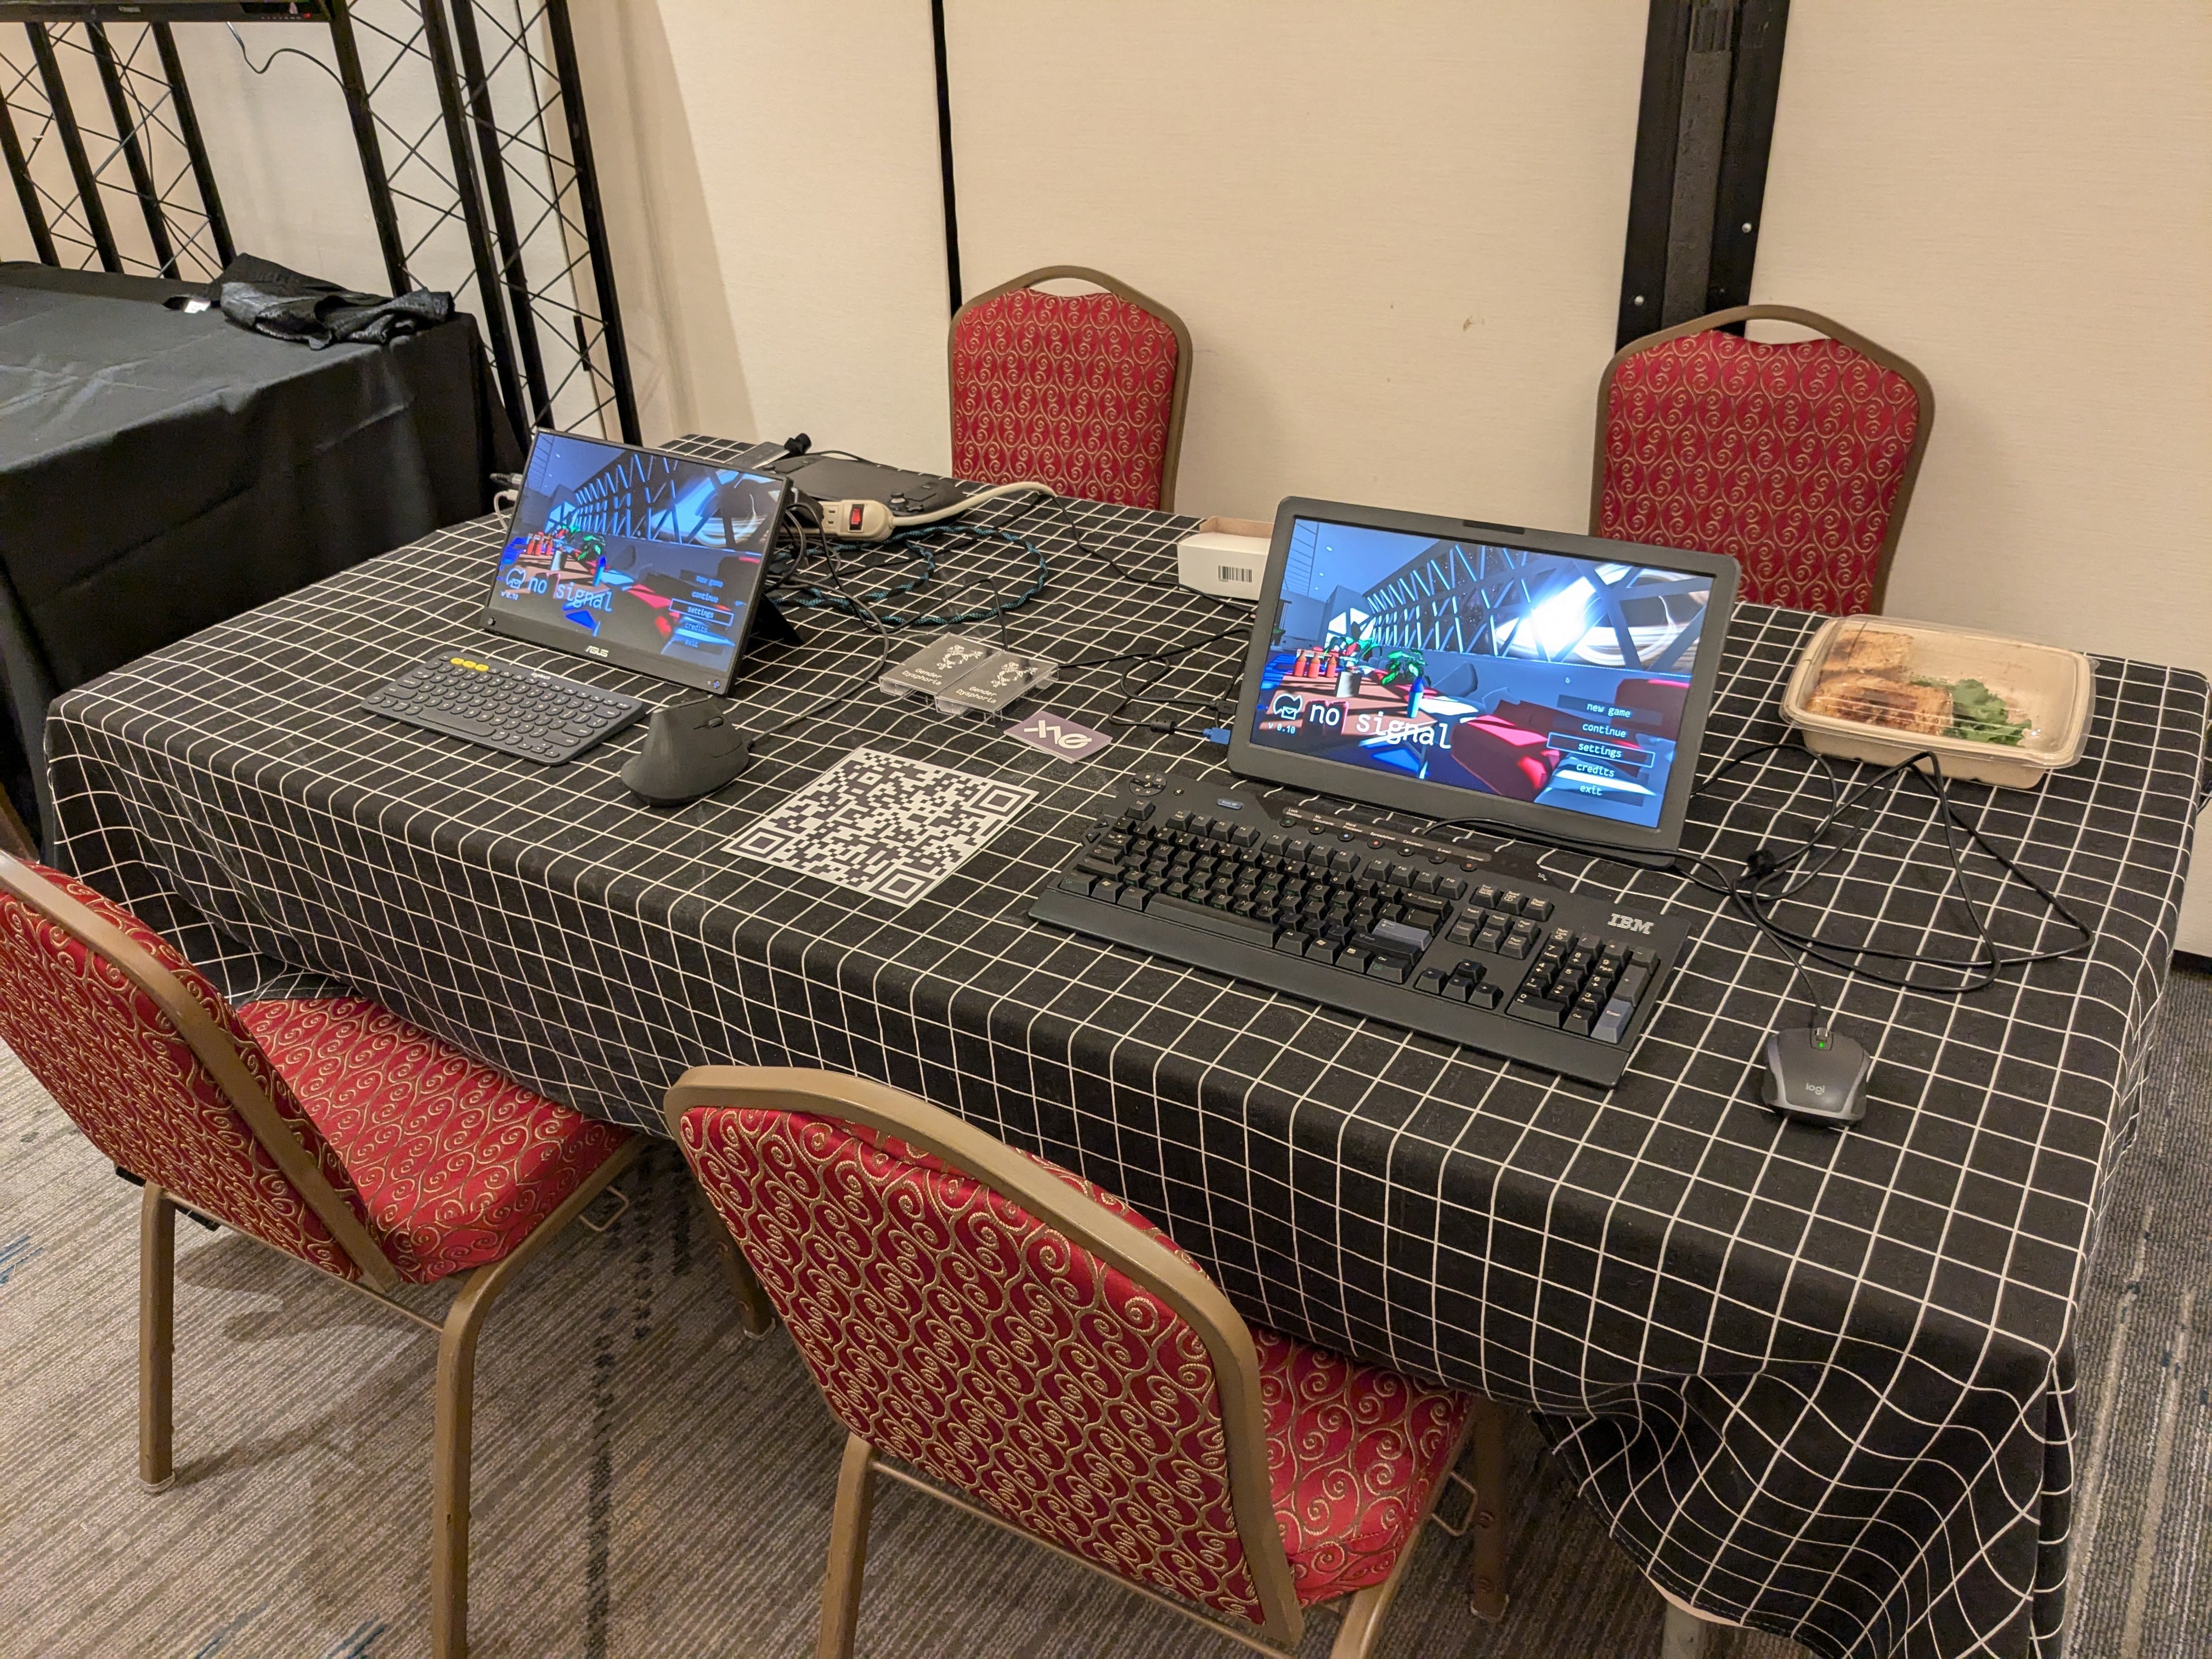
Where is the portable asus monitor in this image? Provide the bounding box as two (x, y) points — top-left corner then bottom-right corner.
(1227, 499), (1740, 859)
(482, 431), (790, 695)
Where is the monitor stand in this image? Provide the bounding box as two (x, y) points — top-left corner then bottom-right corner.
(749, 596), (805, 651)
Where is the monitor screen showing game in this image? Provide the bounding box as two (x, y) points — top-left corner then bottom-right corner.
(481, 431), (788, 695)
(1228, 501), (1738, 855)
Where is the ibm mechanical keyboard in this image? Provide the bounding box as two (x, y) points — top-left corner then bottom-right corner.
(1029, 774), (1690, 1086)
(360, 653), (646, 764)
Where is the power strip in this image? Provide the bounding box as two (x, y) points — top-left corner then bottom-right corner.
(817, 481), (1055, 543)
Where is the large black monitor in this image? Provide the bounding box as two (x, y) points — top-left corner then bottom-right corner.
(1226, 499), (1739, 859)
(481, 431), (789, 696)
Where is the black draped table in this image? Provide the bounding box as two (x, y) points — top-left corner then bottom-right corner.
(0, 262), (520, 848)
(44, 435), (2208, 1659)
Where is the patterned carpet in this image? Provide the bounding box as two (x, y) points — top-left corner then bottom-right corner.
(0, 970), (2204, 1659)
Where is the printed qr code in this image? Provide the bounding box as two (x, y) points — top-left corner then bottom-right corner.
(725, 747), (1036, 907)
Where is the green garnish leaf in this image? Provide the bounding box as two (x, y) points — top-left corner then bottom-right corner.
(1946, 679), (2027, 744)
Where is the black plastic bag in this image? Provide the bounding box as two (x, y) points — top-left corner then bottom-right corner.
(216, 252), (453, 348)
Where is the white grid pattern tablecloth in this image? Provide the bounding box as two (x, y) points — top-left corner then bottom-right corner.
(46, 436), (2208, 1659)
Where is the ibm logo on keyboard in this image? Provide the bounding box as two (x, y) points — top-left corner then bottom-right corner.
(1608, 912), (1655, 935)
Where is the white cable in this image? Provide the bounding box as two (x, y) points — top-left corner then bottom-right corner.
(890, 481), (1057, 527)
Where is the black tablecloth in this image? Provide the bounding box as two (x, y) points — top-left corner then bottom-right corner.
(45, 436), (2209, 1659)
(0, 263), (521, 847)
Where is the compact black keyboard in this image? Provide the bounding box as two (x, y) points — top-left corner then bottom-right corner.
(1029, 774), (1689, 1086)
(360, 652), (646, 764)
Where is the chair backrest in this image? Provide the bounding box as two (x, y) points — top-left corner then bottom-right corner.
(949, 265), (1193, 512)
(667, 1066), (1303, 1645)
(0, 855), (397, 1287)
(1592, 304), (1934, 616)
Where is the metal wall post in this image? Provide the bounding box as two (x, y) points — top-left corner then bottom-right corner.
(929, 0), (961, 314)
(1616, 0), (1791, 347)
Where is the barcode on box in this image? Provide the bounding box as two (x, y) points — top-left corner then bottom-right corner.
(1219, 565), (1254, 585)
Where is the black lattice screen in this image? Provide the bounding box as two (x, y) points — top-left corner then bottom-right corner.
(0, 0), (634, 446)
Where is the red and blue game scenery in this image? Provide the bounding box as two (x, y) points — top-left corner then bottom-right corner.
(493, 436), (781, 673)
(1252, 519), (1713, 831)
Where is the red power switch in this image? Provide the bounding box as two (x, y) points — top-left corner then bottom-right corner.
(848, 504), (865, 531)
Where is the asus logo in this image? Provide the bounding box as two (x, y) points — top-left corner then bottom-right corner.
(1608, 912), (1655, 935)
(585, 645), (610, 659)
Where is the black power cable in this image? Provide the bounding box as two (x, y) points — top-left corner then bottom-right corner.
(1096, 651), (1241, 740)
(748, 509), (894, 741)
(747, 445), (1267, 753)
(995, 490), (1250, 610)
(1396, 738), (2095, 1014)
(768, 520), (1050, 633)
(758, 471), (1252, 679)
(1685, 742), (2096, 997)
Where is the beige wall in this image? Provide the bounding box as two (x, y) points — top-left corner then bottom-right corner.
(628, 1), (949, 462)
(943, 1), (1647, 528)
(1754, 0), (2212, 672)
(1752, 0), (2212, 947)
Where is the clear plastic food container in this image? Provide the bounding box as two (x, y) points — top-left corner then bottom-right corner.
(1779, 616), (2094, 788)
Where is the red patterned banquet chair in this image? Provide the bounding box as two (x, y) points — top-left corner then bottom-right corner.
(0, 854), (639, 1659)
(667, 1065), (1512, 1658)
(1592, 303), (1934, 616)
(949, 264), (1193, 510)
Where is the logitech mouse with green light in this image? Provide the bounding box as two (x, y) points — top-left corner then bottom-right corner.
(1762, 1026), (1873, 1126)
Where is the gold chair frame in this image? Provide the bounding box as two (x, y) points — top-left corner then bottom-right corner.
(0, 852), (642, 1659)
(0, 789), (33, 859)
(949, 264), (1196, 513)
(666, 1065), (1510, 1659)
(1592, 303), (1938, 614)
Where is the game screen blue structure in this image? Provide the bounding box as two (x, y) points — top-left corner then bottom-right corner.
(1251, 518), (1715, 831)
(488, 433), (782, 679)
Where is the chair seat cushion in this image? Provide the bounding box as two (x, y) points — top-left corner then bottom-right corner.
(236, 997), (630, 1283)
(0, 865), (373, 1280)
(1259, 1330), (1472, 1605)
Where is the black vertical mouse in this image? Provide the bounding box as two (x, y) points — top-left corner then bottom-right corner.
(1762, 1026), (1874, 1125)
(621, 700), (753, 806)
